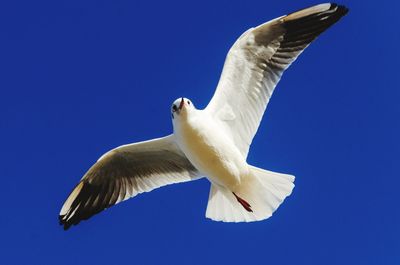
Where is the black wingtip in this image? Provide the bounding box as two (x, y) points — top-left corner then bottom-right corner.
(331, 3), (349, 16)
(58, 178), (112, 230)
(59, 215), (71, 230)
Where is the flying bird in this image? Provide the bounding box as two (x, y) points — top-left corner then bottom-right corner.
(59, 3), (348, 230)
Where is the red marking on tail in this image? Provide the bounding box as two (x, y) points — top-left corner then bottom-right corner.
(233, 192), (253, 212)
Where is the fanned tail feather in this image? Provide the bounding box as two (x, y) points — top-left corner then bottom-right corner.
(206, 166), (295, 222)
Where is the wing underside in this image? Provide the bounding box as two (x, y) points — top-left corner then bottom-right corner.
(206, 3), (348, 157)
(59, 135), (200, 230)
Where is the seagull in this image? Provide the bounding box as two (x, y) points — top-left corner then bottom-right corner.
(59, 3), (348, 230)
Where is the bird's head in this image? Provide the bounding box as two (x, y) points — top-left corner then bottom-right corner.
(171, 97), (195, 120)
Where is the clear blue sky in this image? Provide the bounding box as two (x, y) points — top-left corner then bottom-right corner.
(1, 0), (399, 264)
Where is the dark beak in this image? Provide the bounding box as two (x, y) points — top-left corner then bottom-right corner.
(178, 97), (184, 110)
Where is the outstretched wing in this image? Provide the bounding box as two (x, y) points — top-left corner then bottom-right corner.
(59, 135), (200, 230)
(205, 3), (348, 157)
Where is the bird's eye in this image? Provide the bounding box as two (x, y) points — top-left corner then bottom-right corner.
(188, 101), (191, 105)
(172, 105), (178, 111)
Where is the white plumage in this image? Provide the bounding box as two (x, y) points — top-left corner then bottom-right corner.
(59, 3), (348, 229)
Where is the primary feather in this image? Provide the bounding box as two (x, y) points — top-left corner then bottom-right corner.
(59, 135), (200, 230)
(206, 3), (348, 157)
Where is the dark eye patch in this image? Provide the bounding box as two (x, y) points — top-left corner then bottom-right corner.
(172, 105), (178, 111)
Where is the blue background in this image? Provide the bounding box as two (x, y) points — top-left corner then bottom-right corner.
(1, 0), (399, 264)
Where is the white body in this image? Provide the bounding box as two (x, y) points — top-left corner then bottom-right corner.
(173, 107), (249, 191)
(172, 98), (295, 222)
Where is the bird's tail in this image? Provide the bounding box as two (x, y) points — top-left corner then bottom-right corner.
(205, 165), (295, 222)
